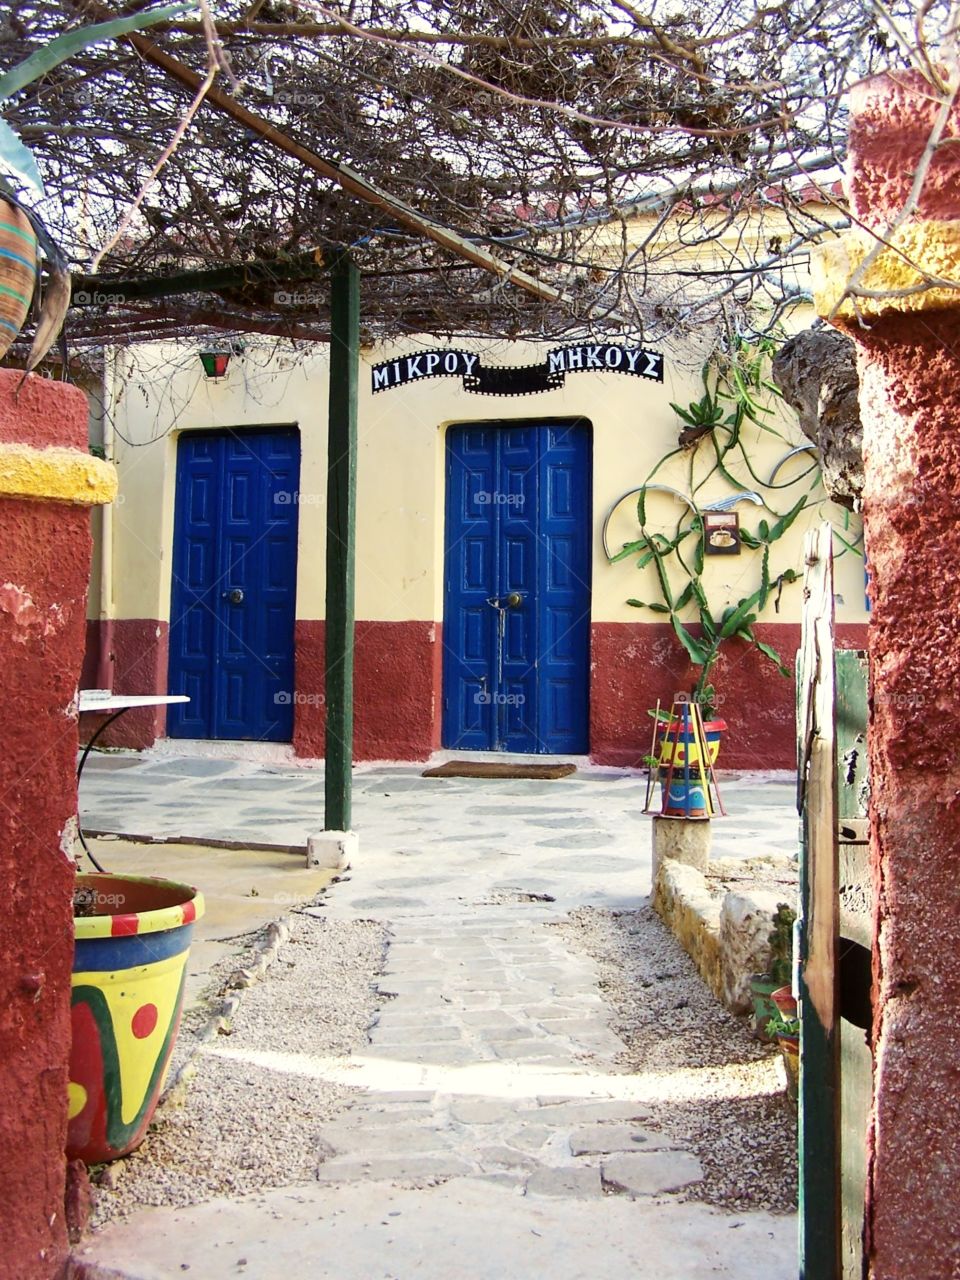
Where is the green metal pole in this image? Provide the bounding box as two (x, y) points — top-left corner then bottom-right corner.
(324, 254), (359, 831)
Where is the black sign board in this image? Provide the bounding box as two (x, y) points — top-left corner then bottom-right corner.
(371, 343), (664, 396)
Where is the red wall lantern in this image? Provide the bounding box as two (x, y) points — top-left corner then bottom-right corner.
(199, 350), (230, 379)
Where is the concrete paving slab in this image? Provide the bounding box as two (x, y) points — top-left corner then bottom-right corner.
(523, 1167), (603, 1198)
(80, 1178), (795, 1280)
(601, 1151), (705, 1196)
(476, 1144), (539, 1170)
(449, 1098), (523, 1125)
(569, 1124), (678, 1155)
(532, 1100), (652, 1125)
(313, 1154), (476, 1183)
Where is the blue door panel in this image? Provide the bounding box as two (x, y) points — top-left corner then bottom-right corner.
(168, 428), (300, 741)
(443, 421), (591, 754)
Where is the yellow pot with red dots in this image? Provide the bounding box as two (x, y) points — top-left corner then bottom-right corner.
(68, 874), (203, 1164)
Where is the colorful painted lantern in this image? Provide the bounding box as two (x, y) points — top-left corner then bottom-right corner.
(656, 715), (726, 817)
(68, 873), (204, 1164)
(0, 199), (38, 360)
(198, 349), (230, 378)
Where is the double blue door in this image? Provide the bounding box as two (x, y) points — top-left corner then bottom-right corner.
(168, 428), (300, 741)
(443, 421), (592, 754)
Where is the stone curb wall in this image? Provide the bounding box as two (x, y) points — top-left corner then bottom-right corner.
(653, 858), (794, 1015)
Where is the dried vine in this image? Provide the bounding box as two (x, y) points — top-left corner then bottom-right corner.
(0, 0), (953, 355)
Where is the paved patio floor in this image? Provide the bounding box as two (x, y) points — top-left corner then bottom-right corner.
(79, 755), (797, 915)
(79, 755), (798, 1280)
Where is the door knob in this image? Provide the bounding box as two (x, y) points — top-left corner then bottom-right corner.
(224, 588), (244, 604)
(504, 592), (523, 608)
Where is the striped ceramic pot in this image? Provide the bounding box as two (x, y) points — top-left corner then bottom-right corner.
(0, 198), (38, 359)
(68, 873), (204, 1164)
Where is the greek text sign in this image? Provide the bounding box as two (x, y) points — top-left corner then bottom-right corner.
(370, 344), (664, 396)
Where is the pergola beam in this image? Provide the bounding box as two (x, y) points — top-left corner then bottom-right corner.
(72, 249), (330, 302)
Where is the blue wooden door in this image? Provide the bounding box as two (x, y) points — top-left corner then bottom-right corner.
(168, 428), (300, 741)
(443, 421), (592, 753)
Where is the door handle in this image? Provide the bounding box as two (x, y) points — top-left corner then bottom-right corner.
(223, 588), (244, 604)
(504, 592), (523, 608)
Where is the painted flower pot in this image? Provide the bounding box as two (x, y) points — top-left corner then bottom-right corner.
(655, 716), (726, 817)
(0, 198), (38, 360)
(656, 718), (727, 770)
(749, 974), (781, 1042)
(659, 771), (711, 818)
(68, 873), (204, 1164)
(771, 984), (798, 1021)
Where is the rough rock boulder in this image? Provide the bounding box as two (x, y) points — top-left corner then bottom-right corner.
(771, 328), (863, 509)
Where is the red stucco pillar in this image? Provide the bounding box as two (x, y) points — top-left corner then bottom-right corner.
(0, 371), (114, 1279)
(817, 73), (960, 1278)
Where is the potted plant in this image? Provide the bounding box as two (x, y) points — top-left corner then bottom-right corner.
(608, 341), (808, 781)
(749, 901), (796, 1043)
(766, 1007), (800, 1104)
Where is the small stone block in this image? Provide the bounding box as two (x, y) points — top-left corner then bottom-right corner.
(307, 829), (358, 869)
(600, 1151), (703, 1196)
(64, 1158), (92, 1244)
(525, 1166), (603, 1198)
(569, 1124), (674, 1156)
(652, 815), (711, 882)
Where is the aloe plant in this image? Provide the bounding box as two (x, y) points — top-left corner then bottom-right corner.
(617, 493), (804, 709)
(611, 339), (818, 711)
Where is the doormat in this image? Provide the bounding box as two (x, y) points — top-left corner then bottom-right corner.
(422, 761), (577, 780)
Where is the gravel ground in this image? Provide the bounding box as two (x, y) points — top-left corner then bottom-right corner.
(90, 913), (387, 1227)
(559, 905), (797, 1214)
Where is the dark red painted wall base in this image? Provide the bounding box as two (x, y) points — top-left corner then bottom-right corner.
(79, 616), (868, 766)
(590, 621), (869, 770)
(293, 619), (442, 761)
(81, 620), (169, 749)
(80, 618), (444, 761)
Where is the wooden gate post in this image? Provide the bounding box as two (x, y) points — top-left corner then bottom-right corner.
(797, 522), (841, 1278)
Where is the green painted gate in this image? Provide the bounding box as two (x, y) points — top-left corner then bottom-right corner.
(797, 525), (872, 1279)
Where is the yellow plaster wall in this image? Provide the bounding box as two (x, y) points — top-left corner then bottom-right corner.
(0, 442), (117, 505)
(103, 330), (867, 630)
(813, 220), (960, 320)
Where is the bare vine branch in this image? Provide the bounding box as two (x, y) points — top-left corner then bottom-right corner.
(0, 0), (952, 355)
